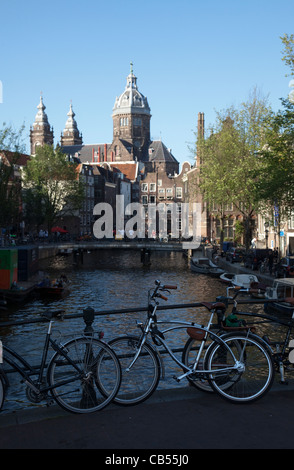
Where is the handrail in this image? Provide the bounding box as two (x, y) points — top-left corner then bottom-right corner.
(0, 297), (282, 329)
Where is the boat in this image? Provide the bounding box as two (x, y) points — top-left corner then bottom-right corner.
(35, 275), (69, 299)
(220, 273), (260, 288)
(190, 257), (224, 276)
(0, 283), (36, 304)
(264, 278), (294, 316)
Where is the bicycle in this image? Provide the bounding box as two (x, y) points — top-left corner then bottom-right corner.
(109, 280), (275, 405)
(216, 288), (294, 387)
(0, 310), (121, 414)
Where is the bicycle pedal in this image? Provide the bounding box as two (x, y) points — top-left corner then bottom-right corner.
(46, 399), (55, 407)
(172, 375), (181, 383)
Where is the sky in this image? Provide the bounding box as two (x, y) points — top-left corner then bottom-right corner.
(0, 0), (294, 166)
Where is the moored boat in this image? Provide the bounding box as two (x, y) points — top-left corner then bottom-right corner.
(264, 278), (294, 316)
(220, 273), (259, 288)
(190, 257), (224, 276)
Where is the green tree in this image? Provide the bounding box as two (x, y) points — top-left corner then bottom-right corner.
(197, 90), (272, 249)
(23, 145), (84, 232)
(281, 33), (294, 76)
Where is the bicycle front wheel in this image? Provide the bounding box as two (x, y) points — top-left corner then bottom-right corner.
(47, 337), (121, 413)
(205, 332), (274, 403)
(109, 335), (161, 406)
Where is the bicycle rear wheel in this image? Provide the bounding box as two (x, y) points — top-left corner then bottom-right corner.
(182, 336), (216, 393)
(108, 335), (161, 406)
(182, 334), (243, 393)
(205, 332), (274, 403)
(47, 337), (121, 413)
(0, 373), (5, 411)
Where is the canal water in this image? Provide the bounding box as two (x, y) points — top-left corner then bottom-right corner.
(0, 250), (286, 413)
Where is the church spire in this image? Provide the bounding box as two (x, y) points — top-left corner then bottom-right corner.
(30, 94), (54, 155)
(60, 102), (83, 146)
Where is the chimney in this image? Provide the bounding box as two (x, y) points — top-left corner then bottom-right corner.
(104, 144), (107, 161)
(198, 112), (205, 138)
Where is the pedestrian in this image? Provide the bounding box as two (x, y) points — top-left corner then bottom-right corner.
(268, 250), (274, 276)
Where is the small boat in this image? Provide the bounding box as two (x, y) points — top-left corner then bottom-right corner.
(220, 273), (259, 288)
(264, 278), (294, 316)
(36, 275), (69, 299)
(0, 284), (36, 304)
(190, 257), (224, 276)
(35, 286), (69, 298)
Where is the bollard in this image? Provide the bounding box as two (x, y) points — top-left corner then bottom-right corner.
(83, 307), (95, 337)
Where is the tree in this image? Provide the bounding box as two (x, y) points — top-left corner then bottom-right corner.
(0, 123), (26, 231)
(257, 35), (294, 228)
(23, 145), (84, 232)
(281, 33), (294, 76)
(197, 89), (272, 249)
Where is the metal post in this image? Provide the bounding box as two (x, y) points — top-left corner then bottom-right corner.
(83, 307), (95, 336)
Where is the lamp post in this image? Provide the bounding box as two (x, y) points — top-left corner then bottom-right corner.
(264, 222), (269, 249)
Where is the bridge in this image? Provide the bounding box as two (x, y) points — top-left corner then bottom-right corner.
(34, 239), (202, 265)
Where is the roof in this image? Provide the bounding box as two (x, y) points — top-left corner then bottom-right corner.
(108, 162), (138, 181)
(0, 150), (30, 166)
(143, 141), (178, 164)
(60, 144), (110, 163)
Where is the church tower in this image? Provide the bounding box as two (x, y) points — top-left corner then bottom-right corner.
(109, 63), (151, 162)
(60, 103), (83, 146)
(30, 95), (54, 155)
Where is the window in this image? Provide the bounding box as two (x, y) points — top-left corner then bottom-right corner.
(149, 195), (156, 203)
(133, 117), (142, 126)
(150, 183), (156, 192)
(289, 211), (294, 229)
(158, 179), (162, 187)
(142, 195), (148, 205)
(166, 188), (173, 198)
(120, 117), (129, 126)
(141, 183), (148, 192)
(158, 189), (165, 198)
(176, 187), (182, 199)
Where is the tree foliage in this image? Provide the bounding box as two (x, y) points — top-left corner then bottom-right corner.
(23, 145), (84, 231)
(197, 89), (272, 248)
(281, 33), (294, 76)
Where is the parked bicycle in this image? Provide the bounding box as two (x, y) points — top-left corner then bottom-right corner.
(0, 310), (121, 414)
(214, 286), (294, 387)
(108, 280), (274, 406)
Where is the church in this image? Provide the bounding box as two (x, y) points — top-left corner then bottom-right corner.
(29, 65), (194, 237)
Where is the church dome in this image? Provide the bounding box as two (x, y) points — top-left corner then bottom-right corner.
(113, 64), (150, 117)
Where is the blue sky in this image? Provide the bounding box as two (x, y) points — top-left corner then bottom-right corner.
(0, 0), (293, 165)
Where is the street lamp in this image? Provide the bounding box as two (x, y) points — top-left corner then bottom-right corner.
(264, 222), (269, 249)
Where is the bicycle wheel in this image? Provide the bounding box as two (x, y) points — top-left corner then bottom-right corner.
(205, 332), (274, 403)
(0, 373), (5, 411)
(182, 334), (243, 393)
(47, 337), (121, 413)
(182, 336), (216, 393)
(108, 335), (161, 406)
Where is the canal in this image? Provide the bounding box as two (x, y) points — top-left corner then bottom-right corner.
(0, 250), (285, 413)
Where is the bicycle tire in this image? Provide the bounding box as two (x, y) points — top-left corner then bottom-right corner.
(108, 335), (161, 406)
(205, 332), (275, 403)
(0, 373), (5, 411)
(47, 336), (121, 414)
(182, 334), (243, 393)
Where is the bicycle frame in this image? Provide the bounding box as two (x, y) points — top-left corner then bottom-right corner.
(2, 320), (87, 396)
(126, 305), (244, 382)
